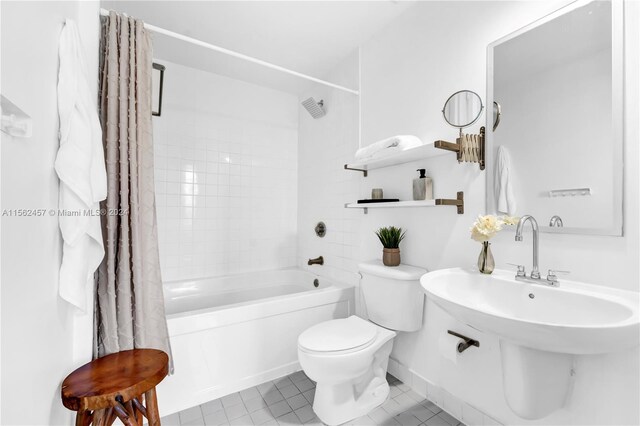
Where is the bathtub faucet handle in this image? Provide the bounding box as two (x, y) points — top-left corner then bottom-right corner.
(308, 256), (324, 266)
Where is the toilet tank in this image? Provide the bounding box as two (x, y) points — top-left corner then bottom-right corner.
(359, 260), (427, 332)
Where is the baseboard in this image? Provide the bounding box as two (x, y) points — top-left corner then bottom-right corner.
(388, 357), (503, 426)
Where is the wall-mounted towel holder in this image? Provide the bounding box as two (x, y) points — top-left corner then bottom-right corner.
(1, 95), (32, 138)
(434, 126), (485, 170)
(548, 188), (591, 197)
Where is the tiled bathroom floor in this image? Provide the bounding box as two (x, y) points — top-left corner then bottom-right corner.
(161, 372), (466, 426)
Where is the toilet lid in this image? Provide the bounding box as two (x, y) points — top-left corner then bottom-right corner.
(298, 316), (378, 353)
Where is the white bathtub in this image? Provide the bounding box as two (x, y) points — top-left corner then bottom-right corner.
(156, 269), (355, 416)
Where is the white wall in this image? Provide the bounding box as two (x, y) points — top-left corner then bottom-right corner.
(359, 0), (638, 292)
(299, 1), (639, 425)
(0, 1), (100, 425)
(153, 60), (299, 282)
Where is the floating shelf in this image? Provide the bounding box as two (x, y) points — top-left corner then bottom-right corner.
(346, 200), (436, 209)
(345, 192), (464, 214)
(344, 142), (449, 177)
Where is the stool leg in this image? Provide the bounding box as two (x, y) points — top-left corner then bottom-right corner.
(105, 407), (117, 426)
(75, 410), (92, 426)
(132, 396), (148, 419)
(96, 407), (113, 426)
(144, 387), (161, 426)
(124, 400), (140, 424)
(92, 409), (104, 426)
(113, 404), (139, 426)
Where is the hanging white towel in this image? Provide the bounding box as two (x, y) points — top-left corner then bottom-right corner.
(55, 19), (107, 312)
(495, 145), (517, 216)
(354, 135), (423, 162)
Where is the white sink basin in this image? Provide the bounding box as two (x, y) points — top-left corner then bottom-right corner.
(421, 268), (639, 354)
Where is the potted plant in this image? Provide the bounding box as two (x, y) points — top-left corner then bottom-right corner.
(470, 215), (518, 274)
(375, 226), (406, 267)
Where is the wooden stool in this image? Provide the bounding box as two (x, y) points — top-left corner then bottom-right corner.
(61, 349), (169, 426)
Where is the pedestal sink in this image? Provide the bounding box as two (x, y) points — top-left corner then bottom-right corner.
(420, 268), (639, 419)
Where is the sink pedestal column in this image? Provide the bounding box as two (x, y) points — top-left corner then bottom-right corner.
(500, 341), (575, 419)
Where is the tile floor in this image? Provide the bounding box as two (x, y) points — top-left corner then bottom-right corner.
(160, 372), (466, 426)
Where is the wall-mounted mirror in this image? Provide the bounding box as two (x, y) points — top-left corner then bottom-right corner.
(442, 90), (484, 129)
(486, 0), (623, 236)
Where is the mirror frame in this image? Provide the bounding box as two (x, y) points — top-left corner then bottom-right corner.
(485, 0), (624, 236)
(442, 89), (484, 129)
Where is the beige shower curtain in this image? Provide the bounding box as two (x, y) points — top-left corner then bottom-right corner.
(94, 11), (172, 366)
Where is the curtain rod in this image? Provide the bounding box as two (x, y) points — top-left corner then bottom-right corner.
(99, 8), (360, 95)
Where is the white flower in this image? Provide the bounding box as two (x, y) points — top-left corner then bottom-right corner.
(470, 215), (503, 242)
(470, 215), (520, 242)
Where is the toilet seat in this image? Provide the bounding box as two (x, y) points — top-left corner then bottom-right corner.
(298, 316), (378, 354)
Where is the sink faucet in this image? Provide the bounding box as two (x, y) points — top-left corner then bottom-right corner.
(515, 215), (541, 280)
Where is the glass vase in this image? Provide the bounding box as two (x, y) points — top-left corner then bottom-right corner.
(477, 241), (495, 274)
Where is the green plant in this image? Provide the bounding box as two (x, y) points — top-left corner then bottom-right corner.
(375, 226), (406, 249)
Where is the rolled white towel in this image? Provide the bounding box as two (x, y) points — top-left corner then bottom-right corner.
(355, 135), (423, 162)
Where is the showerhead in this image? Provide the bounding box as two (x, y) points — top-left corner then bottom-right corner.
(301, 97), (326, 119)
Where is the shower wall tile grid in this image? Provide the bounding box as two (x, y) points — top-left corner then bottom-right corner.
(154, 111), (298, 282)
(161, 373), (468, 426)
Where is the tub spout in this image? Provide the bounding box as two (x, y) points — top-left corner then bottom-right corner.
(308, 256), (324, 266)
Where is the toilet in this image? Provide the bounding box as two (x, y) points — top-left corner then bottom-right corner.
(297, 260), (427, 425)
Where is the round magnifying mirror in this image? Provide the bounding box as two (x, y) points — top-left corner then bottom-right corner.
(442, 90), (484, 128)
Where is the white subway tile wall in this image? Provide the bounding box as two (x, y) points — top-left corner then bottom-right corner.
(153, 60), (299, 282)
(296, 54), (363, 320)
(297, 81), (362, 289)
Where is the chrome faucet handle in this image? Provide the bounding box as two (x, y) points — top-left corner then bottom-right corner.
(547, 269), (570, 284)
(507, 263), (526, 277)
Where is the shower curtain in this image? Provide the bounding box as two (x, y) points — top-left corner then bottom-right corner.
(94, 11), (172, 367)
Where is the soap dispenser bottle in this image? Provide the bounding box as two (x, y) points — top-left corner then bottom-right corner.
(413, 169), (433, 200)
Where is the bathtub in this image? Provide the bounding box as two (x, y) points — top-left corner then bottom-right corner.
(156, 268), (355, 416)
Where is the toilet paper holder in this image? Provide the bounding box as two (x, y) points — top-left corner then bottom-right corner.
(447, 330), (480, 353)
